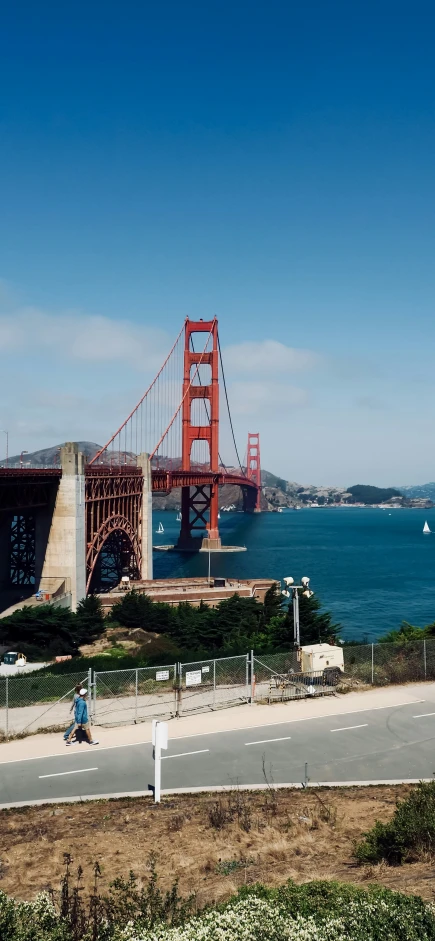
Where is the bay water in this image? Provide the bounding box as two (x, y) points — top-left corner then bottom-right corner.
(153, 507), (435, 641)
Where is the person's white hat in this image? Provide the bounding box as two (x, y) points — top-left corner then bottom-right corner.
(79, 688), (87, 695)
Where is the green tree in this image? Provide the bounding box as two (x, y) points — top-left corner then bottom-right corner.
(0, 605), (79, 657)
(270, 592), (340, 647)
(110, 590), (154, 629)
(262, 584), (284, 625)
(379, 621), (426, 644)
(75, 595), (105, 643)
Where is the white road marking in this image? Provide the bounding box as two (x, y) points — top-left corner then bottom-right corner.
(39, 768), (98, 779)
(245, 736), (292, 746)
(330, 724), (368, 733)
(163, 749), (209, 760)
(413, 712), (435, 718)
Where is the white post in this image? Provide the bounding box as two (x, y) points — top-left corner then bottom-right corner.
(152, 719), (168, 803)
(424, 639), (427, 680)
(250, 649), (255, 703)
(371, 643), (374, 685)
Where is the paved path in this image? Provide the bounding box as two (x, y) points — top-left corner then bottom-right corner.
(1, 684), (435, 806)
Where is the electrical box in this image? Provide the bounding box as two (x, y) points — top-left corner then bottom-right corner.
(300, 643), (344, 674)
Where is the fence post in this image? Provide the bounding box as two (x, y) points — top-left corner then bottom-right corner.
(5, 677), (8, 741)
(213, 660), (216, 709)
(93, 670), (97, 722)
(371, 644), (374, 685)
(135, 669), (139, 723)
(424, 639), (427, 680)
(250, 649), (255, 704)
(245, 654), (249, 702)
(87, 668), (92, 721)
(176, 663), (182, 717)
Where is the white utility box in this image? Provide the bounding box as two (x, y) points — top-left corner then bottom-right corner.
(300, 643), (344, 675)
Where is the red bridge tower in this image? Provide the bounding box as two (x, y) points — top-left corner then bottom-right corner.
(246, 432), (262, 512)
(178, 318), (221, 550)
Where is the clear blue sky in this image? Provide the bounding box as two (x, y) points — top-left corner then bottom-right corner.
(1, 1), (434, 485)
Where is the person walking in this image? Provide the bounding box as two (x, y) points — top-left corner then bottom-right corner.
(66, 688), (99, 746)
(63, 685), (82, 741)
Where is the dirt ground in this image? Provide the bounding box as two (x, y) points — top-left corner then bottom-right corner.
(1, 786), (434, 906)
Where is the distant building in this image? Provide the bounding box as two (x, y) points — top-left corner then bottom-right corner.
(99, 576), (277, 614)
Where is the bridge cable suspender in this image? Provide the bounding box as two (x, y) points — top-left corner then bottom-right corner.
(217, 333), (246, 477)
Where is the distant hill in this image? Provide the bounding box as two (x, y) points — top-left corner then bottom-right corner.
(346, 484), (402, 505)
(2, 442), (101, 467)
(400, 483), (435, 501)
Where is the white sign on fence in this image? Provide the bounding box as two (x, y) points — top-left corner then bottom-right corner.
(185, 670), (202, 687)
(202, 666), (210, 673)
(156, 670), (170, 681)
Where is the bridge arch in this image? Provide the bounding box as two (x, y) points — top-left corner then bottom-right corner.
(86, 514), (141, 593)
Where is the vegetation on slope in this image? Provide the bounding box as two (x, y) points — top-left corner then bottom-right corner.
(1, 871), (434, 941)
(356, 781), (435, 865)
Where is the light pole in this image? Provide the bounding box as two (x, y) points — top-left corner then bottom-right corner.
(2, 430), (8, 466)
(20, 450), (28, 468)
(281, 576), (314, 647)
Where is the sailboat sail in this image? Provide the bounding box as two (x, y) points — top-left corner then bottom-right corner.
(157, 522), (164, 534)
(423, 521), (431, 534)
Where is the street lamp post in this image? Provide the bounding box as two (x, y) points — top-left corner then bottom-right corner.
(281, 576), (314, 647)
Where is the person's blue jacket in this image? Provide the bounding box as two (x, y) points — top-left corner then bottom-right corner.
(75, 697), (88, 725)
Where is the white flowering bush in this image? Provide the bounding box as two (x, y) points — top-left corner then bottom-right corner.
(1, 880), (435, 941)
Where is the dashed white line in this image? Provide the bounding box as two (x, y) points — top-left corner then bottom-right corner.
(245, 736), (292, 746)
(330, 724), (368, 733)
(39, 768), (98, 779)
(413, 712), (435, 718)
(163, 749), (209, 760)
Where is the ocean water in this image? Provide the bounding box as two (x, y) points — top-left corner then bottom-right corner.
(152, 507), (435, 641)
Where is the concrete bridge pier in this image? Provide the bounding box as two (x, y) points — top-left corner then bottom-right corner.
(40, 443), (86, 611)
(137, 452), (153, 580)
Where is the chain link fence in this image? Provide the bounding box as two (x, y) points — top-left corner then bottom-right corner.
(0, 671), (90, 738)
(2, 638), (435, 738)
(93, 665), (177, 727)
(343, 638), (435, 685)
(178, 655), (250, 715)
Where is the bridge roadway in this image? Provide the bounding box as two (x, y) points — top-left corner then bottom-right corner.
(1, 691), (435, 806)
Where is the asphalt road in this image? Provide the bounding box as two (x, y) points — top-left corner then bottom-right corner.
(1, 698), (435, 806)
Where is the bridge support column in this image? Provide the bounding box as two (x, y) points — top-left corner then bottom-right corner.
(138, 452), (153, 580)
(41, 443), (86, 611)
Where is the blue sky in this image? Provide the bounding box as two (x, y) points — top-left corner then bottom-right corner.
(1, 1), (434, 485)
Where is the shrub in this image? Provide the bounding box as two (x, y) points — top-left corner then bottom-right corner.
(356, 781), (435, 864)
(1, 873), (435, 941)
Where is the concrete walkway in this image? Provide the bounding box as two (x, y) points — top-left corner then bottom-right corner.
(0, 681), (432, 765)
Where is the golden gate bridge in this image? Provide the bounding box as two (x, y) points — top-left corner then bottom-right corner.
(0, 318), (262, 608)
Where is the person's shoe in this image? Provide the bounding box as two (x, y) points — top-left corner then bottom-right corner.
(89, 740), (99, 745)
(65, 740), (77, 746)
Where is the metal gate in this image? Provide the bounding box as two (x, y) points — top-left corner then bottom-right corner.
(93, 664), (177, 727)
(178, 655), (250, 715)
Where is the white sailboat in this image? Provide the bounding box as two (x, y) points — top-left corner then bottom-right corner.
(218, 512), (221, 519)
(423, 521), (431, 534)
(156, 522), (164, 534)
(176, 512), (181, 522)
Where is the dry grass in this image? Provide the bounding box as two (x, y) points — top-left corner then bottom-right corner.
(1, 785), (435, 905)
